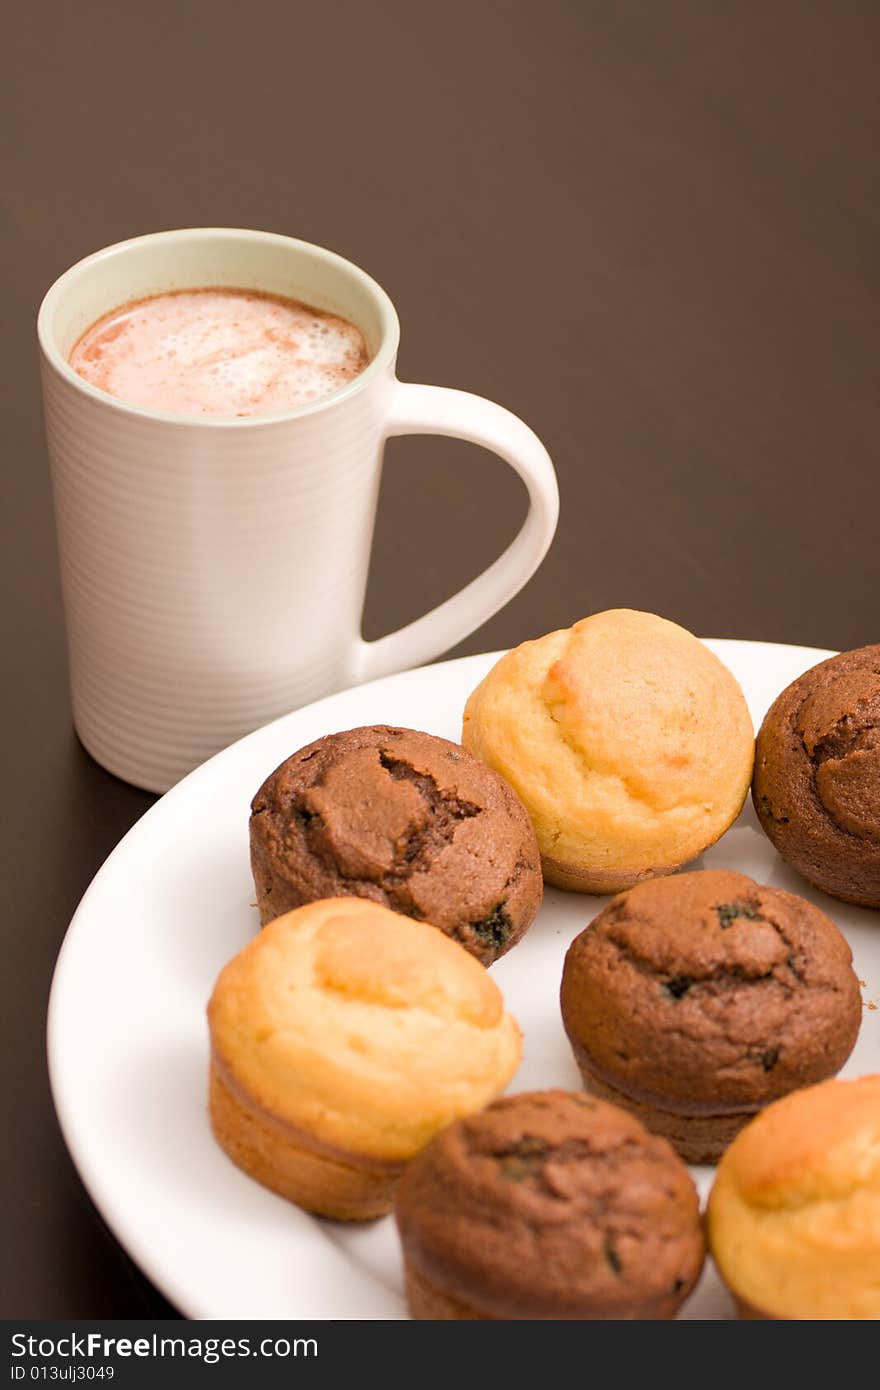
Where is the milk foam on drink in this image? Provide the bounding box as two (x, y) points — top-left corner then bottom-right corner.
(69, 288), (369, 417)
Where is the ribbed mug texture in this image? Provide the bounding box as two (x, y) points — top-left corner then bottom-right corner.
(43, 354), (394, 792)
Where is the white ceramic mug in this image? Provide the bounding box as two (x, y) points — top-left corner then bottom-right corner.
(38, 228), (558, 793)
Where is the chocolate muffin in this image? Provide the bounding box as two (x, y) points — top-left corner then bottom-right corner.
(249, 726), (543, 965)
(753, 645), (880, 908)
(394, 1090), (705, 1320)
(560, 870), (861, 1163)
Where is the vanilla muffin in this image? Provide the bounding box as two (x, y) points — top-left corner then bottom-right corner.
(462, 609), (754, 893)
(561, 870), (862, 1163)
(395, 1090), (705, 1319)
(708, 1075), (880, 1319)
(207, 898), (521, 1220)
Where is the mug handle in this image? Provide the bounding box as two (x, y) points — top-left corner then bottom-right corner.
(351, 380), (559, 684)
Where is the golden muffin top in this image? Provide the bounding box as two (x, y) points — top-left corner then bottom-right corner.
(462, 608), (754, 878)
(208, 897), (522, 1161)
(708, 1075), (880, 1319)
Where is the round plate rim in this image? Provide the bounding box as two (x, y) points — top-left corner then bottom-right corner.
(45, 637), (838, 1318)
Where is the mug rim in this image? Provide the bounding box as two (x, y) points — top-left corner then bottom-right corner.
(36, 227), (401, 428)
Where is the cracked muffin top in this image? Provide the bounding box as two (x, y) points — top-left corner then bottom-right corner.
(208, 897), (522, 1161)
(753, 645), (880, 908)
(461, 609), (754, 894)
(249, 725), (543, 964)
(394, 1089), (705, 1319)
(560, 869), (861, 1112)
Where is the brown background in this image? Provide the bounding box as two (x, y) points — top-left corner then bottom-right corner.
(2, 1), (878, 1316)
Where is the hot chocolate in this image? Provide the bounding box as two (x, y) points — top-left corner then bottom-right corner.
(69, 287), (369, 417)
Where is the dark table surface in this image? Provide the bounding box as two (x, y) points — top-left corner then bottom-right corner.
(3, 1), (878, 1318)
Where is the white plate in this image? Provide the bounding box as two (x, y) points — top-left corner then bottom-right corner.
(47, 641), (880, 1320)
